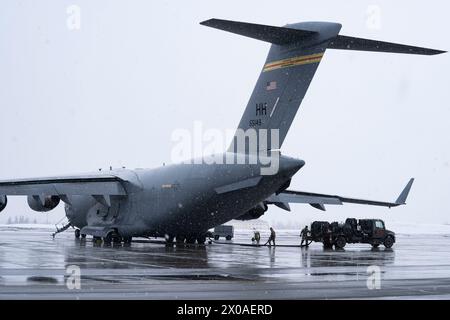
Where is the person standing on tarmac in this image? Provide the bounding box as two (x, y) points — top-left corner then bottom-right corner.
(300, 225), (309, 247)
(265, 227), (276, 246)
(252, 228), (261, 245)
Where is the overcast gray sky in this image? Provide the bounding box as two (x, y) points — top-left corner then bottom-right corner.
(0, 0), (449, 227)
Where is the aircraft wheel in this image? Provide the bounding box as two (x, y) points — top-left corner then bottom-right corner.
(372, 243), (380, 248)
(176, 235), (186, 244)
(74, 229), (81, 239)
(93, 236), (102, 243)
(186, 236), (196, 244)
(123, 237), (132, 244)
(335, 236), (346, 249)
(383, 236), (394, 248)
(197, 235), (206, 245)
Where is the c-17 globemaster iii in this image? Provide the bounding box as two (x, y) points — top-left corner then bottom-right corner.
(0, 19), (444, 244)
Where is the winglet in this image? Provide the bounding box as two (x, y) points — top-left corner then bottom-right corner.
(395, 178), (414, 205)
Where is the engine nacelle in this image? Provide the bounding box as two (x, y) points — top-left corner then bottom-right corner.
(0, 195), (7, 213)
(27, 195), (60, 212)
(235, 202), (268, 221)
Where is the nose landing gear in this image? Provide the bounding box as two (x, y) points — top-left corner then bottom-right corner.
(104, 231), (123, 245)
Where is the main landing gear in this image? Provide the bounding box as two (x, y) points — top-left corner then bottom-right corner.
(166, 234), (207, 245)
(82, 230), (132, 246)
(74, 229), (86, 239)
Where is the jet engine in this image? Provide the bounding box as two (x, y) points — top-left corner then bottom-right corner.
(0, 195), (7, 213)
(27, 195), (60, 212)
(235, 202), (268, 221)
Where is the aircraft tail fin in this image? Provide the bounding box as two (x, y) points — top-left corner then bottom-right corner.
(201, 19), (445, 154)
(202, 19), (342, 154)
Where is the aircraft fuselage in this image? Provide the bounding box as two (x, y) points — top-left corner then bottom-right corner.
(65, 153), (304, 238)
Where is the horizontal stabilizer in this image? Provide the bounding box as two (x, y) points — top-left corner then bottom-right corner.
(200, 18), (317, 45)
(201, 18), (445, 154)
(201, 19), (445, 55)
(329, 35), (445, 55)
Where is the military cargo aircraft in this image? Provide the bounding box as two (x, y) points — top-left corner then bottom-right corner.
(0, 19), (444, 244)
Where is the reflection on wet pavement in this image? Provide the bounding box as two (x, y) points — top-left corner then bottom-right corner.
(0, 228), (449, 299)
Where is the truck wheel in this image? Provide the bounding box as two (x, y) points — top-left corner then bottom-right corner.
(225, 235), (232, 241)
(335, 236), (346, 249)
(384, 235), (394, 248)
(214, 235), (219, 241)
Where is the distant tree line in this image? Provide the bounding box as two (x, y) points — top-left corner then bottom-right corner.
(6, 216), (37, 224)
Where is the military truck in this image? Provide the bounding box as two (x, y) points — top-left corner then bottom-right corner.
(307, 218), (395, 249)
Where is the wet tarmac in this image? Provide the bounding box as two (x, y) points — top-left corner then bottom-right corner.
(1, 226), (450, 299)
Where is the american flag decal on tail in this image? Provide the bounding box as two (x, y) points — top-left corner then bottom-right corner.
(266, 81), (277, 91)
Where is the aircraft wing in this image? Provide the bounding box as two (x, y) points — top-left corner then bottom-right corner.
(0, 174), (127, 206)
(267, 178), (414, 212)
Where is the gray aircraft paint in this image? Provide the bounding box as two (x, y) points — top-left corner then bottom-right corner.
(0, 19), (444, 240)
(219, 21), (342, 153)
(66, 153), (303, 238)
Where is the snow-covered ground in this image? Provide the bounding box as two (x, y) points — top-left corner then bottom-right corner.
(386, 222), (450, 235)
(0, 224), (55, 230)
(1, 221), (449, 235)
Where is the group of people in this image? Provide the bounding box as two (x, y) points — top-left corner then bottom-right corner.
(251, 227), (276, 246)
(251, 225), (310, 247)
